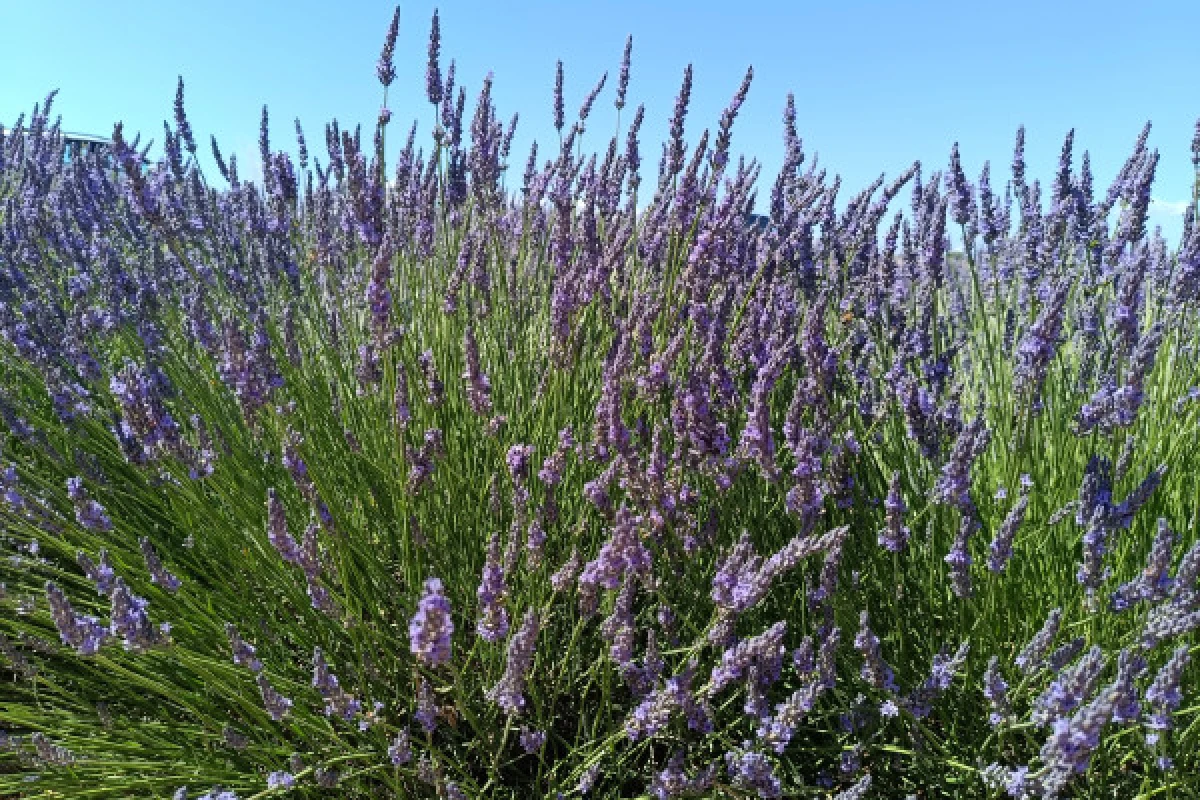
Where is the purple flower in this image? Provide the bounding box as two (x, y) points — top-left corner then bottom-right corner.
(506, 444), (534, 485)
(626, 661), (710, 741)
(853, 611), (896, 692)
(266, 489), (302, 566)
(394, 369), (411, 430)
(757, 681), (824, 753)
(266, 772), (294, 789)
(487, 610), (540, 715)
(414, 675), (438, 734)
(196, 790), (239, 800)
(410, 577), (454, 667)
(724, 745), (781, 799)
(225, 623), (262, 673)
(577, 764), (600, 795)
(109, 577), (167, 652)
(550, 547), (580, 592)
(647, 751), (716, 800)
(878, 471), (909, 552)
(257, 674), (292, 721)
(476, 533), (510, 643)
(425, 10), (443, 105)
(945, 514), (977, 598)
(945, 142), (975, 227)
(930, 415), (990, 511)
(388, 730), (412, 765)
(1032, 646), (1105, 725)
(78, 549), (116, 596)
(1145, 645), (1189, 732)
(66, 477), (112, 532)
(1111, 518), (1176, 611)
(601, 579), (636, 670)
(578, 506), (653, 591)
(1013, 279), (1071, 413)
(139, 538), (180, 593)
(46, 582), (108, 655)
(988, 489), (1030, 573)
(462, 324), (493, 416)
(983, 656), (1011, 726)
(312, 647), (361, 721)
(710, 621), (787, 696)
(552, 61), (565, 133)
(614, 36), (632, 111)
(519, 727), (546, 754)
(417, 350), (444, 407)
(1110, 650), (1144, 725)
(376, 6), (400, 87)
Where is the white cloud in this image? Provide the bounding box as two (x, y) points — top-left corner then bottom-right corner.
(1150, 196), (1191, 217)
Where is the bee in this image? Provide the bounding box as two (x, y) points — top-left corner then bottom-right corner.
(840, 310), (855, 325)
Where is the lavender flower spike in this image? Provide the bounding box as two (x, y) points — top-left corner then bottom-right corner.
(1016, 608), (1062, 674)
(854, 611), (896, 692)
(257, 674), (293, 721)
(410, 577), (454, 667)
(266, 489), (302, 566)
(487, 610), (540, 715)
(476, 533), (510, 643)
(46, 582), (108, 655)
(425, 9), (443, 105)
(878, 471), (910, 552)
(615, 35), (632, 111)
(140, 538), (181, 593)
(225, 623), (262, 673)
(67, 477), (113, 533)
(1145, 645), (1190, 733)
(377, 6), (400, 87)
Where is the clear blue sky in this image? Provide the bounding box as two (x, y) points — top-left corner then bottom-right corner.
(4, 1), (1198, 244)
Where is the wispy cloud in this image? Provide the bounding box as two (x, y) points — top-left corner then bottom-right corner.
(1150, 196), (1191, 217)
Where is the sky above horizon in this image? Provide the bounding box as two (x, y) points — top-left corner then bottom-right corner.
(3, 1), (1198, 245)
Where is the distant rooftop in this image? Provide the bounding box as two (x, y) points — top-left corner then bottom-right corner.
(1, 127), (119, 165)
(1, 127), (112, 144)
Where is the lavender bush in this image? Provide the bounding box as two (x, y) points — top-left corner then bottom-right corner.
(1, 9), (1199, 798)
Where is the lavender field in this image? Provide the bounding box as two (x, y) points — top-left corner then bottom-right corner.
(2, 7), (1200, 799)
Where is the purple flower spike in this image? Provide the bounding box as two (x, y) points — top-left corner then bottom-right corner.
(415, 675), (438, 734)
(78, 549), (116, 596)
(1016, 608), (1063, 674)
(552, 61), (565, 133)
(724, 745), (781, 799)
(410, 577), (454, 667)
(519, 727), (546, 754)
(257, 674), (293, 721)
(376, 6), (400, 87)
(109, 578), (167, 652)
(139, 538), (181, 593)
(476, 533), (510, 643)
(983, 656), (1011, 726)
(853, 611), (896, 692)
(426, 10), (443, 105)
(67, 477), (112, 533)
(487, 610), (540, 715)
(615, 36), (632, 111)
(988, 489), (1030, 573)
(266, 488), (302, 566)
(1145, 645), (1190, 733)
(388, 730), (412, 765)
(225, 623), (262, 673)
(878, 471), (910, 552)
(46, 582), (108, 655)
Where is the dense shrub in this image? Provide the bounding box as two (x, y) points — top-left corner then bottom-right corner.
(1, 8), (1199, 798)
